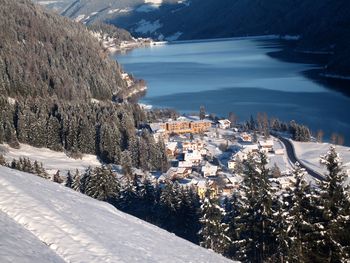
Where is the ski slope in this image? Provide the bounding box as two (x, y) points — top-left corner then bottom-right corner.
(0, 166), (234, 263)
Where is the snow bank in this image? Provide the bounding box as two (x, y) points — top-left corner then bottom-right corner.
(292, 141), (350, 178)
(0, 167), (233, 263)
(0, 144), (101, 174)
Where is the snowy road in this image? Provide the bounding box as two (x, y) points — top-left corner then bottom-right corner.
(272, 135), (325, 181)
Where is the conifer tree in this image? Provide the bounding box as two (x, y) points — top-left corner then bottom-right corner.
(224, 192), (241, 259)
(235, 151), (277, 263)
(46, 116), (62, 151)
(312, 146), (350, 262)
(279, 163), (314, 263)
(65, 171), (73, 188)
(80, 166), (92, 193)
(199, 193), (230, 254)
(72, 169), (81, 192)
(85, 166), (119, 201)
(121, 150), (132, 177)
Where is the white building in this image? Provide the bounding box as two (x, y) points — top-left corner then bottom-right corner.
(184, 150), (202, 165)
(258, 140), (274, 153)
(166, 142), (178, 157)
(182, 140), (205, 152)
(218, 119), (231, 129)
(201, 162), (218, 177)
(227, 159), (236, 170)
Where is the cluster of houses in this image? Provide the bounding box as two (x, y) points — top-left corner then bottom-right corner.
(149, 116), (291, 199)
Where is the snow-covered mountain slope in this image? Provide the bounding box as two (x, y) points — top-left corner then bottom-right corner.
(0, 211), (65, 263)
(0, 166), (234, 263)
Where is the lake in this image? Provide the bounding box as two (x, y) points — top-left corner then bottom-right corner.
(116, 37), (350, 144)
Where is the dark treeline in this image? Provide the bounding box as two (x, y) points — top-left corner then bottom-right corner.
(0, 96), (168, 171)
(243, 113), (312, 142)
(65, 166), (201, 244)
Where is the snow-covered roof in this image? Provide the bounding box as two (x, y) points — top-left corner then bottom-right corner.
(149, 123), (165, 132)
(166, 142), (178, 151)
(218, 119), (231, 124)
(258, 140), (274, 147)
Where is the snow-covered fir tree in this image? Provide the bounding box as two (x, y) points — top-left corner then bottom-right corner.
(235, 151), (277, 263)
(199, 193), (231, 255)
(72, 169), (81, 192)
(118, 175), (138, 210)
(85, 166), (119, 201)
(311, 146), (350, 262)
(279, 162), (314, 262)
(223, 192), (241, 259)
(65, 171), (73, 188)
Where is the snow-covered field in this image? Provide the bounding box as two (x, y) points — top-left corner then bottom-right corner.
(0, 144), (101, 174)
(0, 167), (233, 263)
(292, 141), (350, 177)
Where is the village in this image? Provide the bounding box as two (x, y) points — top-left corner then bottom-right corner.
(148, 115), (295, 200)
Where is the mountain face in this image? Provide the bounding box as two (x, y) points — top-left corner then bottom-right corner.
(0, 0), (129, 101)
(34, 0), (350, 75)
(0, 166), (233, 263)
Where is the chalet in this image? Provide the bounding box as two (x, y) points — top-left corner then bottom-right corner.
(244, 144), (259, 154)
(182, 140), (205, 152)
(240, 132), (252, 142)
(218, 119), (231, 129)
(166, 167), (191, 181)
(201, 162), (218, 177)
(166, 142), (178, 157)
(149, 122), (167, 142)
(184, 150), (202, 165)
(196, 180), (219, 199)
(258, 139), (274, 153)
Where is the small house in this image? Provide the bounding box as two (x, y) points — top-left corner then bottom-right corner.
(201, 162), (218, 177)
(240, 132), (252, 142)
(258, 139), (274, 153)
(218, 119), (231, 129)
(166, 142), (178, 157)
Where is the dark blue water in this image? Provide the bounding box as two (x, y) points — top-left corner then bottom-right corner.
(116, 38), (350, 143)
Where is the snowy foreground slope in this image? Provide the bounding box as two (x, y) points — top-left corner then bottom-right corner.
(0, 166), (234, 263)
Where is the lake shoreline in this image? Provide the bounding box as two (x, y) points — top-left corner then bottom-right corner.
(116, 37), (350, 145)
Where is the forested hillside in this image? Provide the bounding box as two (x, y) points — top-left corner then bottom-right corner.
(0, 0), (167, 171)
(0, 0), (127, 101)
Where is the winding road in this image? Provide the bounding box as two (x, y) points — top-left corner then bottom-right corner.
(273, 134), (325, 181)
